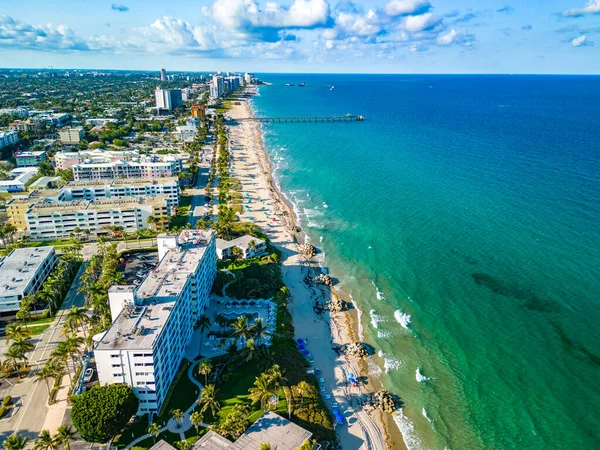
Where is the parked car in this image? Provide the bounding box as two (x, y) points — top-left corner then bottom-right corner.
(83, 368), (94, 383)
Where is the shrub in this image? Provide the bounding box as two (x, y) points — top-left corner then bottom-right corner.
(71, 384), (139, 443)
(2, 395), (12, 407)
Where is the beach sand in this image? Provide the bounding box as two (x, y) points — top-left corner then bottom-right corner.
(224, 90), (406, 450)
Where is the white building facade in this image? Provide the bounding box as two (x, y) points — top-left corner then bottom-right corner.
(72, 159), (180, 181)
(0, 130), (19, 149)
(94, 230), (217, 415)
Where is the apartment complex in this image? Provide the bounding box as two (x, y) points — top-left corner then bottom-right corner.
(62, 177), (180, 213)
(54, 149), (140, 170)
(0, 246), (57, 312)
(72, 159), (180, 181)
(6, 190), (64, 229)
(15, 150), (47, 167)
(0, 130), (19, 149)
(94, 230), (217, 415)
(59, 128), (85, 144)
(26, 196), (168, 240)
(155, 88), (183, 110)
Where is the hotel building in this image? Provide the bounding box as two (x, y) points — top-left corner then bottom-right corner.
(94, 230), (217, 415)
(0, 246), (57, 312)
(72, 159), (180, 181)
(25, 196), (168, 240)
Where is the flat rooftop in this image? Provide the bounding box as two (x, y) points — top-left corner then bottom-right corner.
(95, 299), (175, 351)
(0, 246), (54, 297)
(65, 177), (178, 188)
(28, 196), (166, 214)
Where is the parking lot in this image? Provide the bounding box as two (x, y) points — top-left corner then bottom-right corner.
(121, 251), (159, 286)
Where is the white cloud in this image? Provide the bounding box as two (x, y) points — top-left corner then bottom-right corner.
(571, 35), (593, 46)
(0, 14), (90, 51)
(133, 17), (220, 52)
(436, 28), (474, 47)
(402, 13), (441, 32)
(562, 0), (600, 17)
(437, 28), (458, 45)
(384, 0), (431, 17)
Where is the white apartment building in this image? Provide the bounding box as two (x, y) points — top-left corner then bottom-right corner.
(59, 128), (85, 144)
(72, 159), (180, 181)
(0, 130), (19, 149)
(155, 88), (183, 110)
(173, 126), (196, 143)
(0, 167), (39, 193)
(62, 177), (180, 213)
(0, 246), (57, 312)
(55, 149), (140, 170)
(85, 118), (119, 126)
(25, 196), (168, 240)
(94, 230), (217, 415)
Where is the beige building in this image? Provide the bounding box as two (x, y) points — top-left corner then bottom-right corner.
(6, 190), (64, 229)
(58, 127), (85, 144)
(25, 196), (168, 240)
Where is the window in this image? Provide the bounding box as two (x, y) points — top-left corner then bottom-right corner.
(113, 373), (123, 377)
(111, 364), (121, 368)
(110, 354), (120, 359)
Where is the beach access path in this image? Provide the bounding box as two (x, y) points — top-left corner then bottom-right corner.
(226, 95), (389, 450)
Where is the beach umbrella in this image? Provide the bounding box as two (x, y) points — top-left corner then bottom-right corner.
(302, 350), (310, 356)
(336, 415), (345, 424)
(298, 345), (305, 350)
(296, 338), (304, 344)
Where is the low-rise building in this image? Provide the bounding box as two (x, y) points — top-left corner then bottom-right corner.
(94, 230), (217, 415)
(62, 177), (180, 213)
(25, 196), (168, 240)
(0, 167), (38, 192)
(216, 235), (267, 260)
(190, 104), (206, 120)
(59, 127), (85, 144)
(9, 120), (42, 132)
(72, 159), (180, 181)
(0, 246), (57, 312)
(173, 125), (196, 142)
(6, 190), (64, 229)
(0, 130), (19, 149)
(32, 113), (70, 127)
(15, 150), (47, 167)
(85, 118), (119, 126)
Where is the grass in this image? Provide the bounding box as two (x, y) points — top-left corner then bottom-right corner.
(29, 324), (50, 335)
(170, 194), (192, 228)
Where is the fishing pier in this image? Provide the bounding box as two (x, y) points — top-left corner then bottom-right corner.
(238, 115), (364, 123)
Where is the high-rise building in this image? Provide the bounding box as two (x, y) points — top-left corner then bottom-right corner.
(94, 230), (217, 415)
(244, 73), (253, 85)
(155, 88), (183, 110)
(160, 68), (166, 81)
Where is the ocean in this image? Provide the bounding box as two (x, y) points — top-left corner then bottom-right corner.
(249, 75), (600, 450)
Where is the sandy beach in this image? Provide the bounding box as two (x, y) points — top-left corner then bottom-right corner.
(224, 89), (406, 450)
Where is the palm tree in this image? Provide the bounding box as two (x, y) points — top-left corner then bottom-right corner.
(248, 373), (276, 410)
(196, 314), (211, 350)
(295, 381), (312, 409)
(1, 434), (30, 450)
(250, 318), (269, 345)
(199, 384), (221, 417)
(215, 313), (228, 332)
(198, 359), (213, 385)
(259, 444), (272, 450)
(190, 411), (204, 435)
(175, 441), (192, 450)
(171, 409), (184, 426)
(266, 365), (285, 409)
(9, 338), (34, 367)
(297, 440), (318, 450)
(33, 430), (58, 450)
(65, 307), (90, 342)
(34, 365), (53, 395)
(147, 423), (160, 444)
(5, 323), (31, 343)
(54, 424), (76, 450)
(50, 345), (72, 384)
(231, 315), (252, 347)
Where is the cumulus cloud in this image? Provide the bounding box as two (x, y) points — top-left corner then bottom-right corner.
(562, 0), (600, 17)
(497, 5), (515, 14)
(0, 14), (90, 51)
(402, 13), (442, 32)
(437, 28), (474, 46)
(383, 0), (431, 17)
(111, 4), (129, 12)
(571, 35), (594, 46)
(133, 17), (220, 53)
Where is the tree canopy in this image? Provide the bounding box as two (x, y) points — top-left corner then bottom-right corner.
(71, 384), (139, 443)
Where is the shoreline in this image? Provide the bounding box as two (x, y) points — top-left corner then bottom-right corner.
(226, 87), (406, 450)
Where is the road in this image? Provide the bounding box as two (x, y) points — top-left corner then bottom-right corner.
(0, 262), (87, 441)
(187, 145), (213, 227)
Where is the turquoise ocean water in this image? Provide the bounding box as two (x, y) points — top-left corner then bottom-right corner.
(250, 75), (600, 450)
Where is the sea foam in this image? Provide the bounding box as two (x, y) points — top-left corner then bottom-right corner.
(369, 309), (386, 329)
(416, 368), (432, 382)
(394, 310), (412, 329)
(392, 408), (428, 450)
(372, 280), (386, 301)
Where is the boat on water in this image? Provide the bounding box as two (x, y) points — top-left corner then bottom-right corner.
(330, 85), (335, 91)
(299, 82), (306, 87)
(285, 83), (295, 86)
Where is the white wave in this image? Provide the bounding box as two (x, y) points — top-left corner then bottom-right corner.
(307, 221), (325, 229)
(394, 309), (412, 330)
(351, 297), (365, 341)
(369, 309), (387, 329)
(422, 408), (432, 423)
(416, 368), (432, 383)
(384, 357), (403, 373)
(322, 202), (329, 208)
(378, 349), (384, 358)
(377, 330), (392, 339)
(392, 408), (429, 450)
(319, 236), (324, 243)
(372, 281), (386, 301)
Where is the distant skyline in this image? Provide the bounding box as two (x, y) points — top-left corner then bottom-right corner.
(1, 0), (599, 74)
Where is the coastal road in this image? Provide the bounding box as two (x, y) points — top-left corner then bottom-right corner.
(0, 262), (87, 442)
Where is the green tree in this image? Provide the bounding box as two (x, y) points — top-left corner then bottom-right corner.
(198, 384), (220, 417)
(5, 323), (31, 342)
(54, 424), (77, 450)
(250, 318), (269, 345)
(295, 381), (312, 409)
(190, 411), (204, 435)
(171, 408), (184, 425)
(33, 430), (58, 450)
(197, 359), (213, 385)
(71, 384), (139, 443)
(196, 314), (211, 350)
(231, 315), (252, 347)
(175, 441), (191, 450)
(1, 434), (30, 450)
(248, 374), (275, 410)
(217, 404), (250, 439)
(147, 423), (160, 444)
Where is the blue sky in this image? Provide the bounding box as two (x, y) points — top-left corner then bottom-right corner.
(0, 0), (599, 73)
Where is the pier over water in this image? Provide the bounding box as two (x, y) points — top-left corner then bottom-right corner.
(237, 115), (364, 123)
